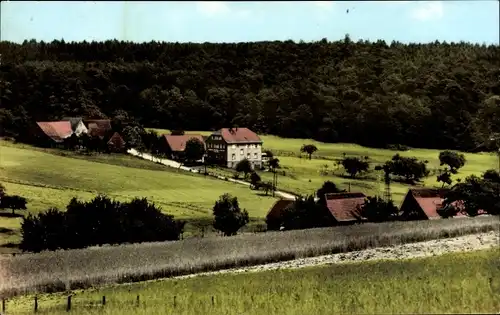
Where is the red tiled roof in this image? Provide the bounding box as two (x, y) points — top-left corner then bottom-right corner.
(408, 189), (451, 219)
(85, 119), (112, 131)
(107, 132), (125, 149)
(36, 121), (73, 142)
(88, 123), (107, 139)
(407, 188), (485, 219)
(266, 199), (295, 220)
(163, 134), (205, 152)
(220, 128), (262, 144)
(325, 192), (367, 222)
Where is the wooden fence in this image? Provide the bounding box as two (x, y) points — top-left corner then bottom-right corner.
(0, 294), (218, 314)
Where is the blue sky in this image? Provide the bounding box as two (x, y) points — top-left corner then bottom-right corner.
(1, 1), (498, 44)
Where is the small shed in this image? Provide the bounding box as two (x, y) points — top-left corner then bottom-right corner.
(107, 132), (126, 152)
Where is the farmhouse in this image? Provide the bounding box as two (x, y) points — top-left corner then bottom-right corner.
(265, 199), (295, 230)
(325, 192), (367, 224)
(62, 117), (88, 136)
(161, 134), (206, 160)
(399, 188), (486, 220)
(399, 188), (452, 220)
(206, 128), (263, 169)
(35, 121), (73, 146)
(85, 119), (112, 139)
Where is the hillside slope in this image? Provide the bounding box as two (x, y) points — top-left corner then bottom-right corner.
(1, 39), (499, 150)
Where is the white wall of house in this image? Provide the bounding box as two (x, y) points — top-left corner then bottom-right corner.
(226, 143), (262, 168)
(74, 121), (89, 136)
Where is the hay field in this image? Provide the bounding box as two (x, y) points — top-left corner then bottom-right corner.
(0, 215), (497, 298)
(5, 248), (499, 314)
(151, 129), (497, 203)
(0, 141), (278, 251)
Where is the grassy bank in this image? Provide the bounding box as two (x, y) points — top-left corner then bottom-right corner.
(0, 140), (277, 252)
(0, 215), (497, 298)
(5, 248), (500, 314)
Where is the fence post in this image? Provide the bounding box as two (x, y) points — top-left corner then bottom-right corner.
(102, 296), (106, 306)
(2, 298), (5, 313)
(136, 295), (140, 307)
(67, 295), (71, 312)
(34, 296), (38, 313)
(173, 295), (176, 308)
(211, 296), (214, 306)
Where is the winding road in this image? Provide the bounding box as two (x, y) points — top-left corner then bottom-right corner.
(127, 149), (299, 200)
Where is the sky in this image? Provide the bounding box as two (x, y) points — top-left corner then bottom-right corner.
(1, 1), (499, 45)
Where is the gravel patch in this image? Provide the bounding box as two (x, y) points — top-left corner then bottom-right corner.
(175, 231), (499, 279)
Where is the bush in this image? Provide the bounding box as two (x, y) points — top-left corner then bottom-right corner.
(19, 195), (184, 252)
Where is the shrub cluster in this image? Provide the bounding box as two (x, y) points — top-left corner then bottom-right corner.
(20, 195), (185, 252)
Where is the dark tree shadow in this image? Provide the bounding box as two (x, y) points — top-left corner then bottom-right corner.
(0, 213), (24, 218)
(0, 227), (15, 234)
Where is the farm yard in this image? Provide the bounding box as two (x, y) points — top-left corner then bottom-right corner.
(0, 140), (278, 253)
(149, 128), (498, 204)
(3, 247), (499, 314)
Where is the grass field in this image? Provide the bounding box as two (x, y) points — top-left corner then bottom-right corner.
(0, 215), (497, 298)
(0, 140), (278, 252)
(151, 129), (498, 203)
(5, 248), (500, 314)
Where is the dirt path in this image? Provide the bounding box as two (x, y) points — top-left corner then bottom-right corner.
(127, 149), (298, 200)
(174, 231), (499, 280)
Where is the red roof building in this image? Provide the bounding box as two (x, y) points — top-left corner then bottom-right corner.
(107, 132), (126, 152)
(85, 119), (112, 139)
(163, 134), (206, 152)
(398, 188), (482, 220)
(325, 192), (367, 223)
(36, 121), (73, 143)
(265, 199), (295, 230)
(219, 128), (262, 144)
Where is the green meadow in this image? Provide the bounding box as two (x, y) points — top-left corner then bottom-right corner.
(151, 129), (497, 204)
(5, 248), (499, 314)
(0, 140), (278, 252)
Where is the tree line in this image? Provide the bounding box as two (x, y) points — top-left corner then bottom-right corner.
(1, 38), (499, 151)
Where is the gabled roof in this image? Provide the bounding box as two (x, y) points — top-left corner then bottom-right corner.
(325, 192), (367, 222)
(406, 188), (485, 219)
(163, 134), (205, 152)
(85, 119), (112, 131)
(107, 132), (125, 149)
(266, 199), (295, 220)
(62, 117), (84, 130)
(219, 128), (262, 144)
(88, 122), (109, 139)
(36, 121), (73, 142)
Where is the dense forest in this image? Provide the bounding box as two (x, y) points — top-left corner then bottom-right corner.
(1, 37), (499, 151)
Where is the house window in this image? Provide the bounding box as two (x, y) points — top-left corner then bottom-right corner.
(240, 149), (244, 155)
(232, 154), (236, 160)
(254, 152), (257, 158)
(247, 153), (250, 159)
(232, 144), (236, 149)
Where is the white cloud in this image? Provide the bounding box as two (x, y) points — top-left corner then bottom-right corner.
(196, 1), (230, 17)
(312, 1), (334, 10)
(411, 1), (444, 21)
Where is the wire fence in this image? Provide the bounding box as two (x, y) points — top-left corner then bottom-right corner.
(1, 294), (220, 314)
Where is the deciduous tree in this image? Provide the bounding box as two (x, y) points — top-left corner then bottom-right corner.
(212, 194), (249, 236)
